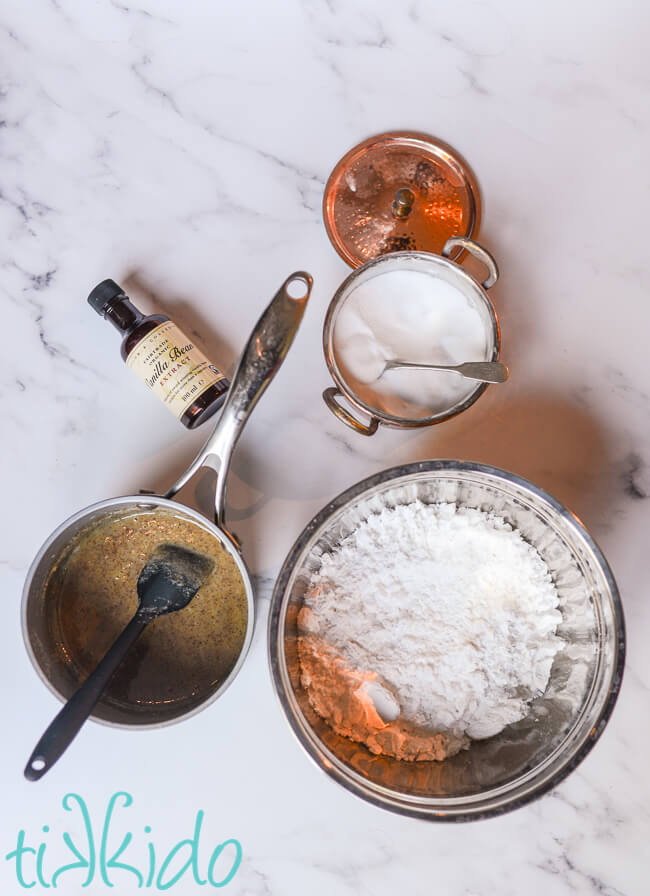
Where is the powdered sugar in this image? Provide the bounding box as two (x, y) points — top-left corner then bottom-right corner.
(302, 502), (563, 745)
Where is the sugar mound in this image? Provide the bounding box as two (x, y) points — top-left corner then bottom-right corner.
(300, 502), (563, 755)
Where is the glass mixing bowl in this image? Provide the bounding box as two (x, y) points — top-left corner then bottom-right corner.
(268, 461), (624, 821)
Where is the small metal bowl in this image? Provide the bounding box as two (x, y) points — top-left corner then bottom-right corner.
(322, 238), (501, 436)
(268, 461), (625, 821)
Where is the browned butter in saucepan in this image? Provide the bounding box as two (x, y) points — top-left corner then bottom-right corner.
(42, 509), (248, 714)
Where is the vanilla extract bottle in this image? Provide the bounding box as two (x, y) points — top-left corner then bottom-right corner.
(88, 279), (229, 429)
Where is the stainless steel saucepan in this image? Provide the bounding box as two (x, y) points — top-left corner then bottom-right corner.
(22, 271), (312, 729)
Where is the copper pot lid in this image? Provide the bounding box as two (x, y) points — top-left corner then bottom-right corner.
(323, 131), (481, 268)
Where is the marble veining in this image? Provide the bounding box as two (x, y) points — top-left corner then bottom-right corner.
(2, 1), (649, 894)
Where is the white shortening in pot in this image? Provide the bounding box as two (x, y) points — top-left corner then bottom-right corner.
(323, 238), (501, 435)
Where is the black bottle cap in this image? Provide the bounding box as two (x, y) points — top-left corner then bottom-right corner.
(87, 279), (126, 314)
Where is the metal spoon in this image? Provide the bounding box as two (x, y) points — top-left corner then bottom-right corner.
(382, 359), (509, 383)
(24, 544), (215, 782)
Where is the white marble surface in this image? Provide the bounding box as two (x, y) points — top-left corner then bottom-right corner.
(2, 0), (649, 892)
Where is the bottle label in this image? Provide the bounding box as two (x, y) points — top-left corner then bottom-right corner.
(126, 321), (227, 419)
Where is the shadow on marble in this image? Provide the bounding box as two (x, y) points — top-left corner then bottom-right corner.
(165, 390), (617, 540)
(121, 271), (238, 377)
(464, 226), (540, 360)
(124, 448), (271, 527)
(400, 389), (617, 533)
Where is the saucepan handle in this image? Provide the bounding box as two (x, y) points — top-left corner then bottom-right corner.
(165, 272), (312, 532)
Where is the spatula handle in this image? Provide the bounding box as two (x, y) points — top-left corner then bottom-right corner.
(24, 615), (148, 781)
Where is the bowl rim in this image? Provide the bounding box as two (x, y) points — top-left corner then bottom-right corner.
(267, 459), (626, 822)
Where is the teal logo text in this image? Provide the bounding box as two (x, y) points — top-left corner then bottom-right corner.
(6, 792), (242, 889)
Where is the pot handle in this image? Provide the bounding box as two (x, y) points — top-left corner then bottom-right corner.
(323, 387), (379, 437)
(165, 271), (312, 534)
(442, 236), (499, 289)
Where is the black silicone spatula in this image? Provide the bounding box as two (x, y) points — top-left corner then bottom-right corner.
(24, 543), (215, 782)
